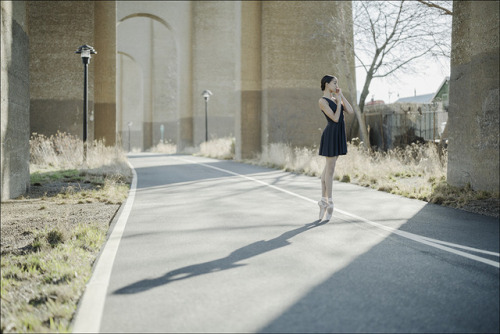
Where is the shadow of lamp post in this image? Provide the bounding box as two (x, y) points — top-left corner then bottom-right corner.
(201, 90), (213, 142)
(75, 45), (97, 162)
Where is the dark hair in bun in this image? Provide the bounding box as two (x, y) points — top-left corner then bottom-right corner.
(321, 75), (335, 91)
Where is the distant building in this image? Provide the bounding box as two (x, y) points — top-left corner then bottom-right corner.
(366, 98), (385, 106)
(395, 93), (434, 104)
(430, 77), (450, 111)
(394, 77), (450, 107)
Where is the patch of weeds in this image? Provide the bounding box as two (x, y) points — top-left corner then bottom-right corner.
(46, 229), (65, 248)
(29, 295), (49, 307)
(378, 185), (393, 192)
(476, 190), (492, 201)
(2, 263), (24, 281)
(429, 182), (499, 208)
(31, 234), (47, 253)
(22, 254), (44, 274)
(30, 169), (82, 186)
(340, 174), (351, 183)
(73, 223), (107, 252)
(18, 312), (43, 333)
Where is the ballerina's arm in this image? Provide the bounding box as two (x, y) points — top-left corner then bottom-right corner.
(319, 98), (341, 123)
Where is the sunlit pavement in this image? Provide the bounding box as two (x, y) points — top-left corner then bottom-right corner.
(75, 153), (499, 333)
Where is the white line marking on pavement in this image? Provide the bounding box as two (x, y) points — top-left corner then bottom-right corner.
(175, 156), (499, 268)
(420, 237), (500, 257)
(72, 161), (138, 333)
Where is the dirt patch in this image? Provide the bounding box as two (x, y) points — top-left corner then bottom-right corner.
(1, 181), (120, 255)
(460, 198), (500, 218)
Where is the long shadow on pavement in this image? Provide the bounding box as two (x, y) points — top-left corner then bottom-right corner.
(113, 220), (328, 295)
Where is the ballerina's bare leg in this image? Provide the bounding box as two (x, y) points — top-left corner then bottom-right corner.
(319, 156), (338, 220)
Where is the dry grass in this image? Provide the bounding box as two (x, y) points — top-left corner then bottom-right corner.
(148, 137), (236, 160)
(197, 137), (498, 213)
(198, 137), (235, 160)
(252, 140), (447, 201)
(148, 141), (177, 155)
(30, 132), (131, 182)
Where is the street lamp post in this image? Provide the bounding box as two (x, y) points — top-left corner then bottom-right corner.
(201, 90), (213, 142)
(75, 45), (96, 162)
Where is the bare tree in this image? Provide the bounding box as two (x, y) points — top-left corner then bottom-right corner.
(353, 0), (452, 147)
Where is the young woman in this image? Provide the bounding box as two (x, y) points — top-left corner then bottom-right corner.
(318, 75), (354, 221)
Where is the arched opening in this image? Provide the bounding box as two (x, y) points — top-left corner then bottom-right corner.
(117, 13), (178, 150)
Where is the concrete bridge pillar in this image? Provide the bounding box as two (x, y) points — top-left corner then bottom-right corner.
(236, 1), (262, 160)
(28, 1), (95, 140)
(1, 1), (30, 200)
(192, 1), (239, 146)
(27, 1), (117, 146)
(448, 1), (499, 192)
(261, 1), (356, 148)
(94, 1), (117, 146)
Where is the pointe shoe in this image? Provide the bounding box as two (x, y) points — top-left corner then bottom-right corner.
(323, 200), (334, 221)
(318, 199), (328, 220)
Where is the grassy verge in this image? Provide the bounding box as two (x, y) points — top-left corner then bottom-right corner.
(1, 132), (131, 333)
(1, 221), (108, 333)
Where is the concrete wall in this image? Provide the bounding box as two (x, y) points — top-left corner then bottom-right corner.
(261, 1), (356, 148)
(28, 1), (95, 140)
(94, 1), (117, 146)
(448, 1), (499, 192)
(1, 1), (30, 200)
(192, 1), (238, 145)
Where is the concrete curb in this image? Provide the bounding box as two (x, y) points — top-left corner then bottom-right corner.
(71, 160), (137, 333)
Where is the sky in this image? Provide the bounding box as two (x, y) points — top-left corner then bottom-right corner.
(355, 58), (451, 104)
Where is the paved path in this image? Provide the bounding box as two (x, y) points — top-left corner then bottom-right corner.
(73, 153), (499, 333)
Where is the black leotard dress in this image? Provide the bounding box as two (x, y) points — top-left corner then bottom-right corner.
(319, 97), (347, 157)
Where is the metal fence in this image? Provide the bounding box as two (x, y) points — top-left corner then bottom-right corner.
(364, 102), (448, 150)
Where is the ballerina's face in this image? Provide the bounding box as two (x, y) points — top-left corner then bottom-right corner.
(327, 77), (339, 93)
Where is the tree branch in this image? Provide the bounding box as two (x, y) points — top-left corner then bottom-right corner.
(416, 0), (453, 15)
(373, 47), (435, 78)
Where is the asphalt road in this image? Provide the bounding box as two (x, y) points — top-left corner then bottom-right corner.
(74, 153), (499, 333)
